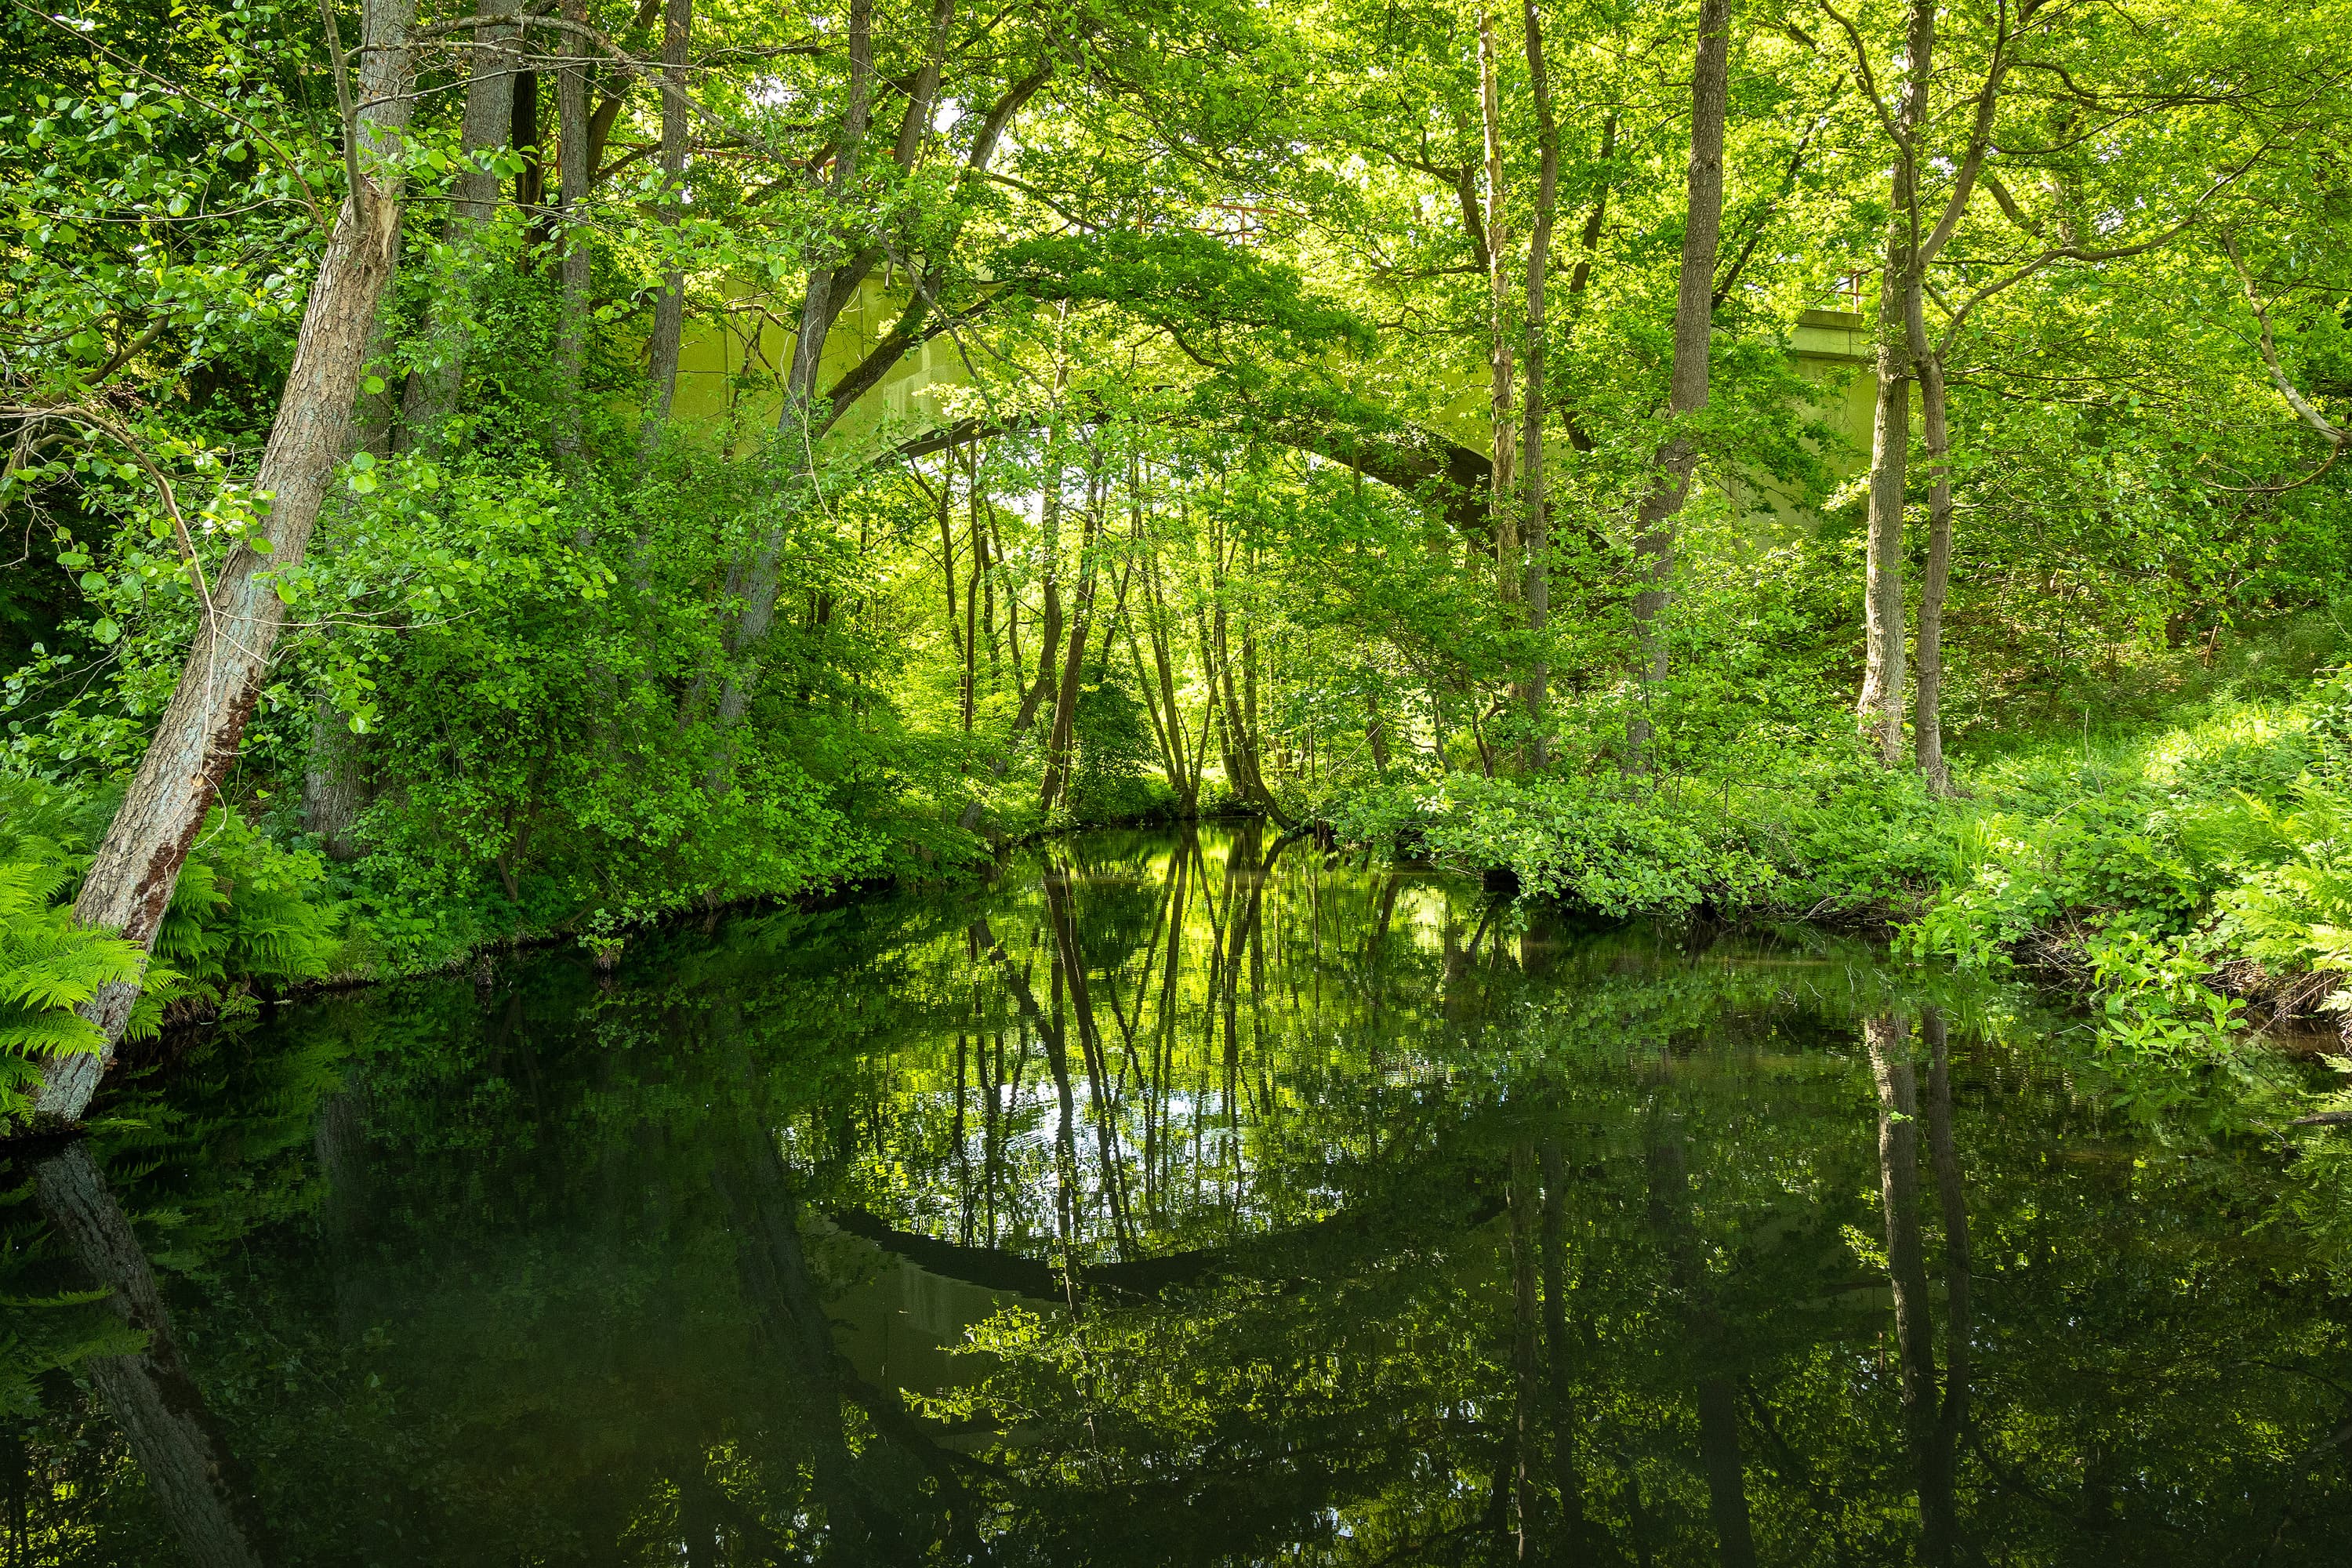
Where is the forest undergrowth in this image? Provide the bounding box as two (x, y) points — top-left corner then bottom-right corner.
(14, 619), (2352, 1132)
(1330, 614), (2352, 1131)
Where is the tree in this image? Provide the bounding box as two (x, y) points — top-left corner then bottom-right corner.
(28, 0), (419, 1125)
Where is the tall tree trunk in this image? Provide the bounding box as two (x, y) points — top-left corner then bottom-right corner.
(1143, 557), (1196, 812)
(975, 443), (1002, 690)
(932, 450), (962, 696)
(710, 0), (872, 731)
(1207, 560), (1290, 826)
(1012, 426), (1066, 738)
(636, 0), (695, 460)
(1040, 461), (1102, 811)
(31, 0), (416, 1125)
(1912, 350), (1954, 792)
(714, 15), (1040, 742)
(1858, 0), (1938, 766)
(299, 699), (369, 860)
(510, 63), (542, 214)
(1128, 619), (1178, 789)
(1858, 349), (1913, 765)
(551, 0), (594, 465)
(963, 454), (981, 737)
(1479, 2), (1518, 601)
(398, 0), (519, 452)
(1626, 0), (1730, 768)
(1519, 0), (1561, 760)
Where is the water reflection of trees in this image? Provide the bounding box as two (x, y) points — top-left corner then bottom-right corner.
(4, 826), (2351, 1563)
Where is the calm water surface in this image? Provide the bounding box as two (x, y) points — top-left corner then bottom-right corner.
(7, 824), (2352, 1564)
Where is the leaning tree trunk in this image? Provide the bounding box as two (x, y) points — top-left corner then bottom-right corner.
(1519, 0), (1561, 760)
(31, 0), (417, 1125)
(398, 0), (520, 452)
(1625, 0), (1730, 769)
(1857, 0), (1938, 767)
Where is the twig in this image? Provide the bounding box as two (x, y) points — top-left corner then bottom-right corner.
(3, 0), (332, 236)
(0, 403), (216, 632)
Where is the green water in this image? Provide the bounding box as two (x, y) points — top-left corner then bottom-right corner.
(6, 824), (2351, 1565)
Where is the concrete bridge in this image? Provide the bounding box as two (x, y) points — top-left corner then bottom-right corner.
(662, 278), (1875, 532)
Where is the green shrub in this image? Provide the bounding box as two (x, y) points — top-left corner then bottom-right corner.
(1069, 679), (1168, 824)
(1331, 772), (1782, 918)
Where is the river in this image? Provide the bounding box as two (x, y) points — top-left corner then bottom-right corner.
(5, 823), (2350, 1563)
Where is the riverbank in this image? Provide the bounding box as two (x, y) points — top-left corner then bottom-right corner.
(15, 660), (2352, 1132)
(1325, 666), (2352, 1118)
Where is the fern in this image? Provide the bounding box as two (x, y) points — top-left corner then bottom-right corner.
(1, 777), (341, 1123)
(0, 857), (147, 1119)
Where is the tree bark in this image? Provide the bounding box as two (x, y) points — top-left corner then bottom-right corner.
(975, 443), (1002, 690)
(1519, 0), (1561, 759)
(811, 59), (1049, 439)
(32, 0), (416, 1124)
(1626, 0), (1730, 768)
(635, 0), (695, 460)
(1912, 351), (1954, 792)
(398, 0), (520, 452)
(299, 698), (370, 861)
(510, 64), (541, 214)
(1210, 574), (1291, 827)
(1012, 424), (1067, 739)
(1145, 556), (1198, 813)
(962, 449), (981, 737)
(1040, 460), (1103, 811)
(1478, 2), (1517, 601)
